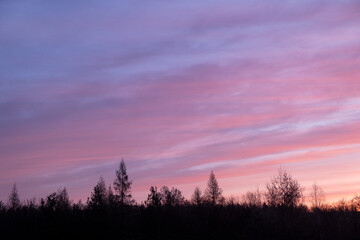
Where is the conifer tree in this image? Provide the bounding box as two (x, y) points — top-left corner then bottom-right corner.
(114, 159), (133, 205)
(8, 183), (20, 210)
(89, 176), (108, 208)
(56, 187), (70, 210)
(191, 187), (203, 206)
(204, 171), (223, 206)
(108, 185), (115, 206)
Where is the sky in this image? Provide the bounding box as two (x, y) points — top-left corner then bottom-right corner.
(1, 0), (360, 204)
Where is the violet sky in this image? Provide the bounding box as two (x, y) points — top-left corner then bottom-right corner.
(1, 0), (360, 203)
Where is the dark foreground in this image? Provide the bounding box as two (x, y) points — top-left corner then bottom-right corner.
(1, 205), (360, 240)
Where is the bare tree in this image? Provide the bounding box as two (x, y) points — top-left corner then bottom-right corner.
(114, 159), (133, 206)
(204, 170), (224, 206)
(8, 183), (20, 210)
(309, 183), (325, 210)
(225, 195), (240, 206)
(191, 187), (203, 206)
(334, 198), (350, 211)
(243, 187), (262, 207)
(350, 195), (360, 212)
(266, 168), (304, 207)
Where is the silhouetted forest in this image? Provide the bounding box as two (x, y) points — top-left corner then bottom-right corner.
(2, 160), (360, 240)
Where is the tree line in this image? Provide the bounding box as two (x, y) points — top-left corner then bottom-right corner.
(1, 161), (301, 210)
(2, 159), (360, 239)
(4, 160), (357, 211)
(4, 160), (227, 210)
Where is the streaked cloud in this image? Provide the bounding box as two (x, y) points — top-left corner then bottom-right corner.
(1, 0), (360, 203)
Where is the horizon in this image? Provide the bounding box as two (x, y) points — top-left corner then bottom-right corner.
(1, 0), (360, 205)
(1, 165), (359, 205)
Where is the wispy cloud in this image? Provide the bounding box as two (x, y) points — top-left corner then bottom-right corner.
(1, 0), (360, 203)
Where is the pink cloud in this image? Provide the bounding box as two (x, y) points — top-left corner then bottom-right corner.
(1, 0), (360, 204)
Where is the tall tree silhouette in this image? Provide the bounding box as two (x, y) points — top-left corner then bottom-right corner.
(114, 159), (133, 205)
(8, 183), (20, 210)
(266, 168), (304, 207)
(204, 171), (223, 206)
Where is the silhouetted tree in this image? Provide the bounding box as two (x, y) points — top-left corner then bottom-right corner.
(243, 188), (262, 207)
(8, 183), (20, 210)
(108, 185), (116, 206)
(73, 200), (85, 211)
(309, 183), (325, 210)
(191, 187), (203, 206)
(350, 195), (360, 211)
(204, 170), (223, 206)
(160, 186), (185, 206)
(334, 198), (350, 211)
(56, 187), (71, 210)
(45, 192), (58, 211)
(44, 187), (70, 211)
(114, 159), (133, 206)
(266, 168), (304, 208)
(146, 186), (162, 207)
(89, 176), (108, 208)
(5, 162), (360, 240)
(225, 195), (240, 206)
(25, 197), (37, 209)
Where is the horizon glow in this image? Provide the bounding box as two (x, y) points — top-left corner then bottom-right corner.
(1, 0), (360, 204)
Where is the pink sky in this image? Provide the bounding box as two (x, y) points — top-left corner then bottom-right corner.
(1, 0), (360, 204)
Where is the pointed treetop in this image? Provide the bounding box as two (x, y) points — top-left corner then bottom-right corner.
(114, 159), (133, 205)
(8, 183), (20, 210)
(204, 170), (223, 206)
